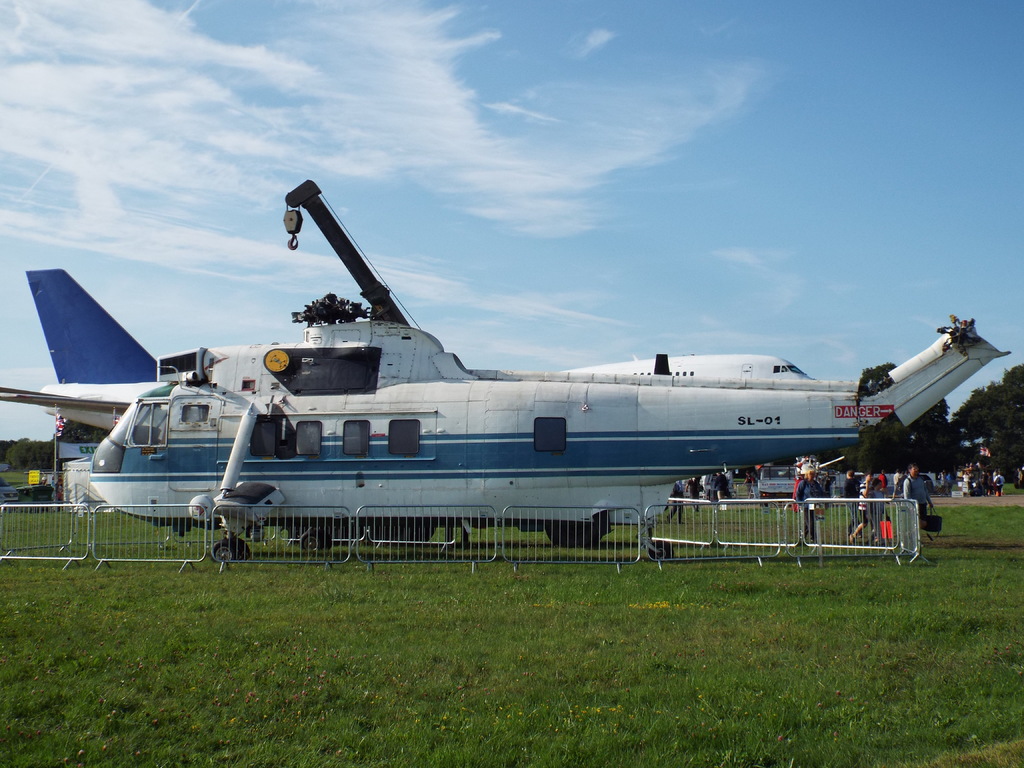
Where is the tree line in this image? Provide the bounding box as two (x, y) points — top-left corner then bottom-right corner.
(0, 421), (108, 471)
(821, 363), (1024, 478)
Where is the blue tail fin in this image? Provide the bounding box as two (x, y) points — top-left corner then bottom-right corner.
(27, 270), (156, 384)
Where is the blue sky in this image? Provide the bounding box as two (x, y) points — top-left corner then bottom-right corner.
(0, 0), (1020, 440)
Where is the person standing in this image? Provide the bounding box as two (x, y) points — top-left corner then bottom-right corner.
(993, 469), (1005, 497)
(891, 469), (905, 500)
(843, 470), (860, 538)
(903, 463), (935, 522)
(795, 466), (826, 543)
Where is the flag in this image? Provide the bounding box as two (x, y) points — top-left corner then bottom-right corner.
(979, 446), (991, 457)
(55, 413), (66, 438)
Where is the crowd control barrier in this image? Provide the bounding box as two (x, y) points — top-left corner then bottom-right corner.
(0, 503), (90, 568)
(646, 497), (921, 565)
(500, 507), (643, 569)
(354, 506), (498, 568)
(0, 498), (924, 570)
(91, 504), (212, 571)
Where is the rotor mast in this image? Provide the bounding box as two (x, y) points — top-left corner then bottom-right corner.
(285, 180), (410, 326)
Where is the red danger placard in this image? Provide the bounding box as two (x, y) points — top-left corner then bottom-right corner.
(834, 404), (895, 419)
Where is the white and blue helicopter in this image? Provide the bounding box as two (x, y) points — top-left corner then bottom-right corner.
(5, 181), (1008, 558)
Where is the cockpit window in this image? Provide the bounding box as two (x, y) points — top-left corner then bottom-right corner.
(130, 402), (168, 447)
(773, 364), (807, 376)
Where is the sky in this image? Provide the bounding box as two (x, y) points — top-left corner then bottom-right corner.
(0, 0), (1021, 441)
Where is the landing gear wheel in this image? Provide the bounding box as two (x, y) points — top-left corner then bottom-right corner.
(645, 540), (674, 560)
(212, 535), (250, 562)
(545, 510), (610, 548)
(299, 526), (333, 552)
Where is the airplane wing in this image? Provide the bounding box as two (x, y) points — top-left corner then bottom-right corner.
(0, 386), (134, 430)
(0, 386), (132, 412)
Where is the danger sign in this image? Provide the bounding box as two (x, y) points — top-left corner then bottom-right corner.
(834, 404), (895, 419)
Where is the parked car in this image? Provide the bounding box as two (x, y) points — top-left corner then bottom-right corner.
(0, 476), (19, 503)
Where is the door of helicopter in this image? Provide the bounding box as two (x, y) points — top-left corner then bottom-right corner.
(168, 395), (225, 492)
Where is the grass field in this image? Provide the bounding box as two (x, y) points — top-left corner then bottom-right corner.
(1, 503), (1023, 767)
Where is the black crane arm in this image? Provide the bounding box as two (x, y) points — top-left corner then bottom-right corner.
(285, 180), (410, 326)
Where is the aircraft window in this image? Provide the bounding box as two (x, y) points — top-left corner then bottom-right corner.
(388, 419), (420, 455)
(180, 404), (210, 423)
(789, 365), (806, 375)
(773, 366), (782, 374)
(130, 402), (168, 447)
(534, 417), (567, 452)
(296, 421), (322, 457)
(250, 421), (277, 457)
(108, 403), (135, 446)
(343, 420), (370, 456)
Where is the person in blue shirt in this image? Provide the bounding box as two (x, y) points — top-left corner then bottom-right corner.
(795, 466), (826, 543)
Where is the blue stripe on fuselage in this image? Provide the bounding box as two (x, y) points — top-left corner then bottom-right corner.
(93, 424), (857, 488)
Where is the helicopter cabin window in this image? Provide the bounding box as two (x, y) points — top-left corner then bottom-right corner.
(534, 417), (567, 453)
(130, 402), (168, 447)
(388, 419), (420, 455)
(250, 420), (277, 457)
(295, 421), (322, 457)
(180, 403), (210, 424)
(343, 420), (370, 456)
(250, 418), (322, 459)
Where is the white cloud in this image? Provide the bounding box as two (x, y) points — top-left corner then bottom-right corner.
(711, 247), (804, 309)
(0, 0), (763, 312)
(568, 28), (616, 59)
(483, 102), (561, 124)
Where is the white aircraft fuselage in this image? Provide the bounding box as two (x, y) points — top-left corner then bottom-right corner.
(569, 355), (810, 380)
(89, 315), (1006, 531)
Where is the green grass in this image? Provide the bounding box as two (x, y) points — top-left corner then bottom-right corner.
(1, 506), (1023, 767)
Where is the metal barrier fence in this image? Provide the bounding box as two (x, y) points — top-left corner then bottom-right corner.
(0, 498), (923, 570)
(500, 507), (643, 569)
(646, 497), (921, 565)
(0, 503), (90, 568)
(209, 505), (354, 568)
(354, 506), (498, 568)
(649, 499), (785, 563)
(92, 504), (213, 571)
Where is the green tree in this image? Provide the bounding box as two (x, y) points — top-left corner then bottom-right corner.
(953, 364), (1024, 472)
(833, 362), (963, 473)
(907, 400), (966, 472)
(60, 420), (108, 443)
(5, 440), (54, 471)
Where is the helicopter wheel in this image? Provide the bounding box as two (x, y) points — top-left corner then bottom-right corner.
(299, 525), (334, 552)
(645, 540), (674, 561)
(212, 535), (250, 562)
(544, 510), (610, 548)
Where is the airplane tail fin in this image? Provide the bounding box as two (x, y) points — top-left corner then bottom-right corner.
(27, 270), (156, 384)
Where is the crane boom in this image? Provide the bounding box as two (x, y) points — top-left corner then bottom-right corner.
(285, 179), (410, 326)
